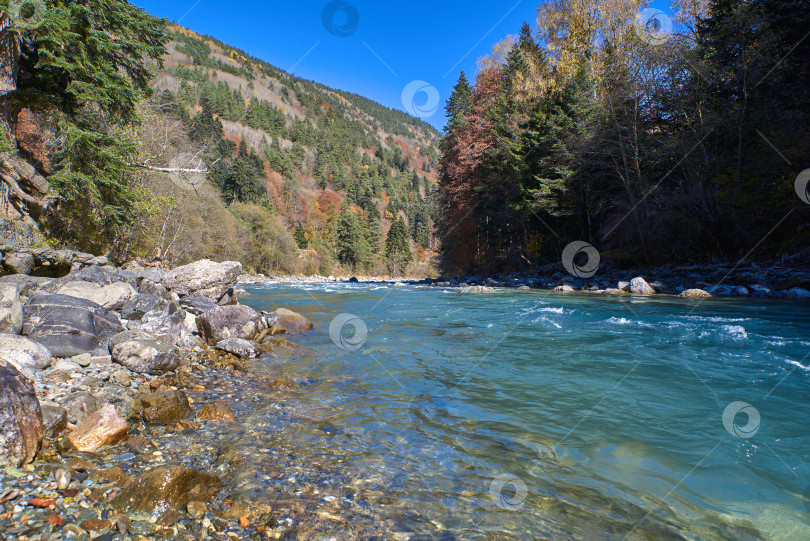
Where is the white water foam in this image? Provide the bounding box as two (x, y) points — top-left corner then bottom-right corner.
(721, 325), (748, 340)
(606, 317), (655, 328)
(786, 359), (810, 372)
(532, 316), (562, 329)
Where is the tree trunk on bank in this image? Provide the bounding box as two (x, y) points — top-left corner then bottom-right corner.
(0, 14), (21, 143)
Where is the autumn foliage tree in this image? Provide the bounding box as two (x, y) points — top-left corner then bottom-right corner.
(437, 0), (810, 273)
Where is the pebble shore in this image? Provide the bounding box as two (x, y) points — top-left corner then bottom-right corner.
(242, 255), (810, 301)
(0, 258), (320, 540)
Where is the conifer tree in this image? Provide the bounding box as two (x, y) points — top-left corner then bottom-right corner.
(385, 216), (412, 264)
(336, 205), (373, 270)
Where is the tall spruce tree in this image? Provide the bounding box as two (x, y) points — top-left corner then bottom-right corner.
(386, 216), (412, 265)
(336, 205), (372, 270)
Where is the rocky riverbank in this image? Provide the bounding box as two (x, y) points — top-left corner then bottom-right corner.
(0, 258), (316, 540)
(241, 255), (810, 301)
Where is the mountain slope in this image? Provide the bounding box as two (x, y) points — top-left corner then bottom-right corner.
(139, 25), (441, 276)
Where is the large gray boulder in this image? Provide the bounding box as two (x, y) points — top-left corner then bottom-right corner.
(62, 265), (137, 287)
(629, 277), (656, 295)
(0, 334), (52, 377)
(0, 363), (43, 466)
(137, 267), (166, 284)
(50, 280), (137, 311)
(109, 330), (180, 375)
(196, 305), (261, 345)
(22, 295), (124, 357)
(122, 294), (167, 321)
(0, 283), (22, 334)
(163, 260), (242, 302)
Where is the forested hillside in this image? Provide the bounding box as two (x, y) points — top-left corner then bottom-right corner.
(141, 27), (440, 276)
(438, 0), (810, 274)
(0, 3), (440, 277)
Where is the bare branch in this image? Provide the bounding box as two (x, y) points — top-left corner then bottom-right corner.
(131, 158), (220, 174)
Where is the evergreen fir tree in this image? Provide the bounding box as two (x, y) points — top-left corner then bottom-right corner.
(385, 216), (413, 265)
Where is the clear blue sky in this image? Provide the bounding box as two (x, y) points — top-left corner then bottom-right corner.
(131, 0), (675, 131)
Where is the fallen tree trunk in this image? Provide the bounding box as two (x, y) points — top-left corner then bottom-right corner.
(0, 159), (55, 219)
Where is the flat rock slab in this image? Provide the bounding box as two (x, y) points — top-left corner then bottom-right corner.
(109, 331), (180, 375)
(23, 295), (123, 357)
(215, 338), (260, 359)
(52, 281), (137, 311)
(177, 297), (217, 316)
(0, 363), (43, 466)
(0, 274), (52, 297)
(163, 260), (242, 302)
(121, 294), (167, 320)
(678, 288), (713, 298)
(68, 404), (128, 452)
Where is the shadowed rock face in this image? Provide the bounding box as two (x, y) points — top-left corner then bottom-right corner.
(0, 363), (43, 466)
(22, 294), (123, 357)
(111, 465), (221, 518)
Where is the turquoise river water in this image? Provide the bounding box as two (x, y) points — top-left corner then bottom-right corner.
(226, 283), (810, 540)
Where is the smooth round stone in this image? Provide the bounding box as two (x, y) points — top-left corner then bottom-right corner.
(54, 359), (82, 372)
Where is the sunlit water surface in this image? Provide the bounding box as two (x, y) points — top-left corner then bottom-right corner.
(199, 284), (810, 540)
